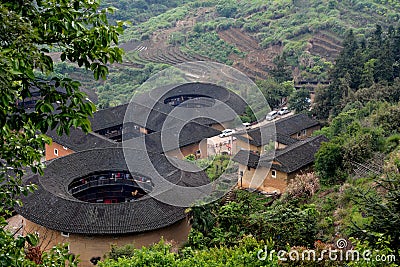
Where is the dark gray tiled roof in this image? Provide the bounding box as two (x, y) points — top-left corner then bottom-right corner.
(233, 135), (328, 174)
(90, 104), (128, 132)
(46, 128), (118, 152)
(275, 113), (320, 136)
(81, 82), (244, 154)
(261, 135), (328, 173)
(16, 148), (210, 235)
(234, 123), (276, 147)
(48, 121), (218, 155)
(235, 128), (297, 147)
(276, 133), (298, 146)
(234, 114), (319, 147)
(232, 150), (260, 168)
(89, 83), (246, 134)
(125, 122), (220, 154)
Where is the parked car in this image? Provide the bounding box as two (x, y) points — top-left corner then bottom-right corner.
(219, 129), (235, 138)
(266, 111), (278, 121)
(278, 107), (289, 115)
(242, 122), (251, 128)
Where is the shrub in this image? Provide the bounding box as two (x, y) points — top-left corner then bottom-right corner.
(282, 172), (320, 200)
(315, 142), (345, 185)
(106, 244), (136, 260)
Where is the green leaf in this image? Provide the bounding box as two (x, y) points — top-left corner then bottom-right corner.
(56, 125), (63, 136)
(15, 236), (25, 248)
(39, 103), (54, 113)
(26, 233), (39, 246)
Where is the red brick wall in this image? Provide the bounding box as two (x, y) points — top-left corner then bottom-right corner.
(45, 142), (74, 161)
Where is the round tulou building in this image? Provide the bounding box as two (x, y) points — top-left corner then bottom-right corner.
(17, 147), (209, 266)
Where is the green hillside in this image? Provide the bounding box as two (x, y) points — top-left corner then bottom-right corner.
(53, 0), (400, 108)
(56, 0), (400, 107)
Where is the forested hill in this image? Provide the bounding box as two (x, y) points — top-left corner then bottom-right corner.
(57, 0), (400, 107)
(101, 0), (191, 24)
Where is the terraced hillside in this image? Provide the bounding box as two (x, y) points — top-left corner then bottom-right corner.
(136, 42), (209, 65)
(118, 6), (214, 66)
(218, 28), (282, 80)
(55, 0), (400, 107)
(307, 32), (343, 62)
(119, 0), (399, 79)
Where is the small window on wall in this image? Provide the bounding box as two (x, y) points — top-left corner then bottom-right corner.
(90, 257), (101, 265)
(247, 166), (251, 171)
(54, 148), (58, 156)
(271, 170), (277, 178)
(240, 171), (244, 177)
(302, 129), (307, 136)
(61, 232), (69, 237)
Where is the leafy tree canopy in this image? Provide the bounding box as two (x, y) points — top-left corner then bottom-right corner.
(0, 0), (124, 264)
(313, 25), (400, 120)
(256, 78), (293, 110)
(288, 87), (311, 113)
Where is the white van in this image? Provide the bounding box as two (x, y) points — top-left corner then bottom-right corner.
(266, 111), (278, 121)
(242, 122), (251, 129)
(278, 107), (289, 115)
(219, 129), (235, 138)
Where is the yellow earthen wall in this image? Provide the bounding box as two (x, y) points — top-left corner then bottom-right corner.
(237, 164), (289, 193)
(165, 140), (207, 159)
(290, 125), (320, 140)
(24, 218), (191, 267)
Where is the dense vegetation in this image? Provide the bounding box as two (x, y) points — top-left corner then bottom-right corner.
(101, 0), (191, 25)
(313, 25), (400, 119)
(53, 61), (169, 108)
(182, 31), (245, 64)
(121, 0), (400, 46)
(100, 237), (277, 267)
(310, 25), (400, 261)
(0, 0), (123, 265)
